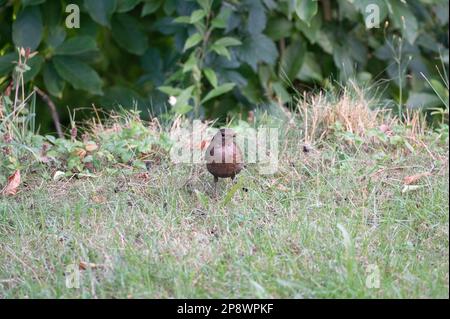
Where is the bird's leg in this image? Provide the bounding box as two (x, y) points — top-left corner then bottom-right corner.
(213, 176), (218, 196)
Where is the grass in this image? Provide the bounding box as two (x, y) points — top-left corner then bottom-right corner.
(0, 90), (448, 298)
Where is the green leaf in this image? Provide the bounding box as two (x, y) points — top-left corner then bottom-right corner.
(297, 52), (322, 82)
(23, 55), (44, 83)
(41, 1), (62, 27)
(295, 0), (318, 25)
(173, 86), (194, 114)
(53, 56), (103, 95)
(173, 16), (191, 24)
(388, 1), (418, 44)
(196, 0), (211, 12)
(190, 9), (206, 23)
(333, 46), (354, 81)
(117, 0), (141, 12)
(406, 93), (443, 110)
(46, 26), (66, 49)
(43, 61), (65, 98)
(213, 37), (242, 47)
(163, 0), (176, 15)
(266, 17), (293, 41)
(201, 83), (235, 104)
(182, 52), (198, 73)
(296, 11), (321, 43)
(12, 6), (43, 51)
(280, 40), (305, 82)
(247, 1), (267, 35)
(101, 85), (146, 108)
(222, 177), (244, 206)
(210, 44), (231, 59)
(0, 53), (17, 76)
(22, 0), (45, 6)
(112, 13), (148, 55)
(204, 68), (218, 88)
(84, 0), (117, 27)
(158, 86), (182, 96)
(211, 6), (231, 29)
(54, 36), (98, 56)
(183, 33), (203, 51)
(141, 0), (162, 16)
(237, 34), (278, 71)
(272, 82), (291, 104)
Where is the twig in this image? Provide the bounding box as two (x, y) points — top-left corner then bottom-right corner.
(34, 86), (64, 138)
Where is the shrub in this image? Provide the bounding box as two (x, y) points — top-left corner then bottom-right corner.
(0, 0), (448, 131)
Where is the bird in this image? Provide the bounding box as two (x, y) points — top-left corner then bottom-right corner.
(205, 128), (244, 192)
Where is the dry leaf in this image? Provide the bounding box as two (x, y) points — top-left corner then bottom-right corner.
(91, 194), (107, 204)
(403, 172), (431, 185)
(2, 170), (20, 196)
(79, 261), (103, 270)
(73, 148), (87, 159)
(402, 185), (423, 193)
(85, 142), (98, 152)
(135, 172), (150, 180)
(53, 171), (65, 181)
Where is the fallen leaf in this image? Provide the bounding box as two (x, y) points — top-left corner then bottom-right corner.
(85, 142), (98, 152)
(2, 170), (20, 196)
(402, 185), (424, 193)
(403, 172), (431, 185)
(53, 171), (65, 181)
(79, 261), (103, 270)
(73, 148), (87, 159)
(135, 172), (150, 180)
(91, 194), (107, 204)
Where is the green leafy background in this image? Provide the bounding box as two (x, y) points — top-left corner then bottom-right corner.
(0, 0), (448, 133)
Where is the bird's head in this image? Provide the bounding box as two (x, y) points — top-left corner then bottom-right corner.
(219, 128), (236, 138)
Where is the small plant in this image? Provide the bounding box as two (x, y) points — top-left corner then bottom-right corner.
(158, 0), (240, 117)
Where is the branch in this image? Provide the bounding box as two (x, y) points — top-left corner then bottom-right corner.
(34, 86), (64, 138)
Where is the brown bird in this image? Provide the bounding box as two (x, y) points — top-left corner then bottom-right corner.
(205, 128), (244, 191)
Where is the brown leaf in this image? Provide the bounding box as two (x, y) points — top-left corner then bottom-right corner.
(79, 261), (103, 270)
(135, 172), (150, 180)
(73, 148), (87, 159)
(85, 142), (98, 152)
(91, 194), (107, 204)
(403, 172), (431, 185)
(2, 170), (21, 196)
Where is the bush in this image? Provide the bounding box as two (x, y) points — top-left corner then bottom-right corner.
(0, 0), (448, 131)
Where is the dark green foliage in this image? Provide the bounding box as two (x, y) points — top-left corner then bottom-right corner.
(0, 0), (448, 132)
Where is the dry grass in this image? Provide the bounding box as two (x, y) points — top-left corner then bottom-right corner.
(295, 84), (429, 146)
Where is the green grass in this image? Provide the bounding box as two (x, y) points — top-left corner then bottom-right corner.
(0, 125), (448, 298)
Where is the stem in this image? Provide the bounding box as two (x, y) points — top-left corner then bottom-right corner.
(34, 86), (64, 138)
(398, 63), (403, 120)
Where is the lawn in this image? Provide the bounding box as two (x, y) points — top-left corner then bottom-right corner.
(0, 92), (449, 298)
